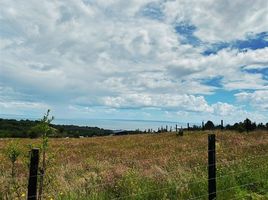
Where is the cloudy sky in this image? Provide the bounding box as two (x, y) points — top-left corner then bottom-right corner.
(0, 0), (268, 126)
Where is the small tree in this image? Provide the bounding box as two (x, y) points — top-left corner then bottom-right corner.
(5, 141), (21, 178)
(204, 121), (215, 130)
(30, 110), (54, 200)
(5, 141), (22, 199)
(243, 118), (256, 132)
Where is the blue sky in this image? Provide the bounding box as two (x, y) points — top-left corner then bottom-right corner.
(0, 0), (268, 128)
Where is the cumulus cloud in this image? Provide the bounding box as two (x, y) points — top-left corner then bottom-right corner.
(0, 0), (267, 122)
(164, 0), (268, 42)
(236, 90), (268, 110)
(102, 93), (213, 112)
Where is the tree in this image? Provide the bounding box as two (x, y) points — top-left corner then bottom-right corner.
(4, 141), (22, 199)
(34, 110), (55, 200)
(243, 118), (256, 132)
(5, 141), (21, 178)
(244, 118), (251, 132)
(204, 121), (215, 130)
(28, 125), (42, 138)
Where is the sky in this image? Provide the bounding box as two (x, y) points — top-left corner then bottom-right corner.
(0, 0), (268, 128)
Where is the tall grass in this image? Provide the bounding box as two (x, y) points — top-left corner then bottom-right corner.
(0, 131), (268, 199)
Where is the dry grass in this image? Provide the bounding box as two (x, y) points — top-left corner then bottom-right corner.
(1, 130), (268, 199)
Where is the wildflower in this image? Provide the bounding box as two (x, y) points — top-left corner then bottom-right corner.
(21, 193), (25, 197)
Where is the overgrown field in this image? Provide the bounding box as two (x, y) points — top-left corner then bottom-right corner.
(1, 131), (268, 200)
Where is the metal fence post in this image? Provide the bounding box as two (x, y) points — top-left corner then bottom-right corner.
(208, 134), (216, 200)
(27, 148), (39, 200)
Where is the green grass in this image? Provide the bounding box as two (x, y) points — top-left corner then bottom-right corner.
(1, 131), (268, 199)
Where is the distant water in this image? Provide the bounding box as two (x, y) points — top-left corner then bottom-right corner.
(0, 114), (200, 131)
(53, 118), (199, 131)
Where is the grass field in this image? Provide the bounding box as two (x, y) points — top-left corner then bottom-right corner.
(1, 131), (268, 200)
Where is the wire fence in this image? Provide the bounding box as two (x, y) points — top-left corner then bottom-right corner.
(1, 133), (268, 200)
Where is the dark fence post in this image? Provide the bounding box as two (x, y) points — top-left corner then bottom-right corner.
(221, 120), (223, 131)
(208, 134), (216, 200)
(27, 148), (39, 200)
(176, 124), (178, 132)
(179, 126), (183, 136)
(202, 121), (205, 131)
(246, 119), (249, 133)
(187, 123), (190, 131)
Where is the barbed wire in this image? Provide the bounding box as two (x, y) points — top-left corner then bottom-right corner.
(111, 178), (266, 200)
(187, 179), (265, 200)
(10, 179), (268, 200)
(93, 142), (268, 165)
(86, 162), (266, 191)
(1, 138), (268, 165)
(4, 163), (266, 200)
(55, 143), (268, 173)
(2, 134), (268, 200)
(5, 151), (267, 184)
(228, 190), (268, 200)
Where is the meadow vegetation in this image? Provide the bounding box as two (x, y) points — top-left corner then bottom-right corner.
(1, 130), (268, 199)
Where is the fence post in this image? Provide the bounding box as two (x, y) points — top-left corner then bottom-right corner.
(187, 123), (190, 131)
(208, 134), (216, 200)
(27, 148), (39, 200)
(246, 119), (249, 133)
(221, 120), (223, 131)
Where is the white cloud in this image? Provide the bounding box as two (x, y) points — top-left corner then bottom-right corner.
(0, 0), (267, 123)
(101, 93), (213, 112)
(0, 100), (47, 110)
(236, 90), (268, 110)
(164, 0), (268, 42)
(211, 102), (237, 116)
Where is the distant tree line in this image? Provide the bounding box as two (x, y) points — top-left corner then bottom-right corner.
(148, 119), (268, 133)
(194, 118), (268, 132)
(0, 118), (267, 138)
(0, 118), (114, 138)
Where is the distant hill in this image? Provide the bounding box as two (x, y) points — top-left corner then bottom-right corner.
(0, 118), (114, 138)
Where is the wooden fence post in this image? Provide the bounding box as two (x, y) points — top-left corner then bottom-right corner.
(221, 120), (223, 131)
(246, 119), (249, 133)
(208, 134), (216, 200)
(27, 148), (39, 200)
(187, 123), (190, 131)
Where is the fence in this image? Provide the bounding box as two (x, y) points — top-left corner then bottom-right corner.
(1, 132), (268, 200)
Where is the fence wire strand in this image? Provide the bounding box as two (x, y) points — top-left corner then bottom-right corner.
(3, 134), (268, 200)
